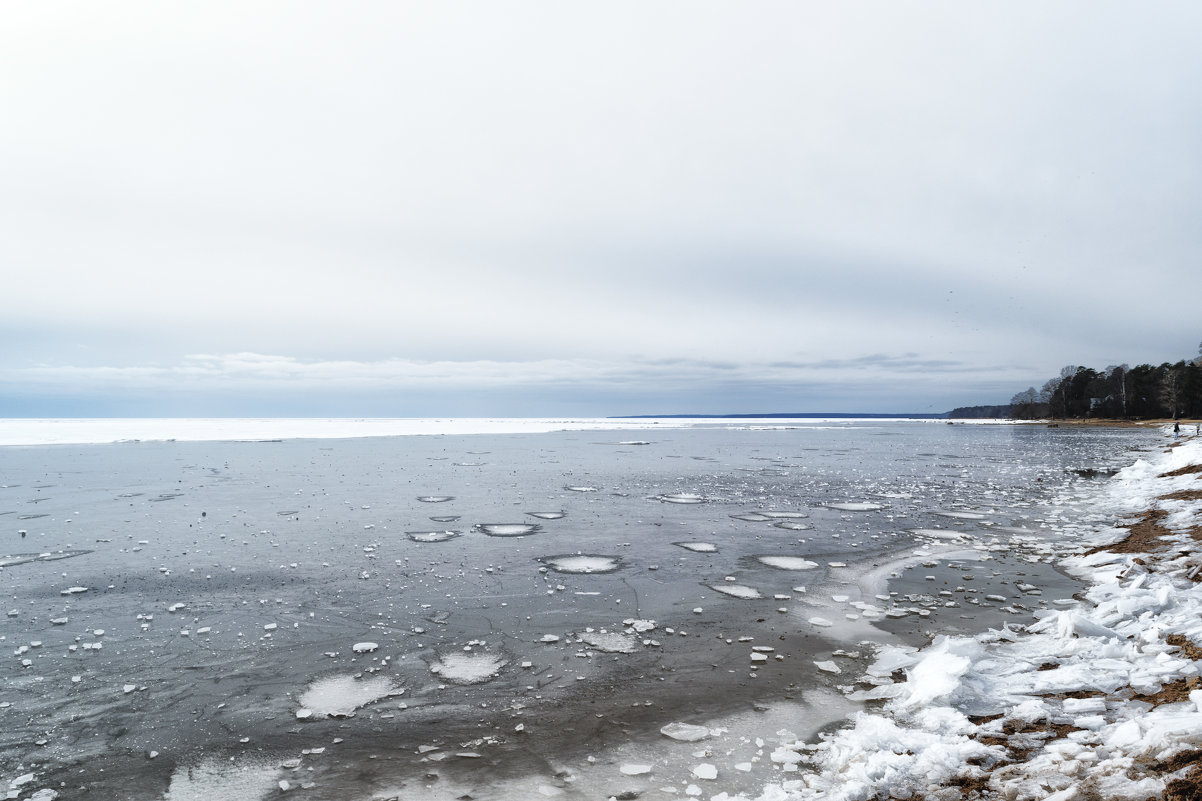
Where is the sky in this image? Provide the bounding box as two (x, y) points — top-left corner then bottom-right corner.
(3, 2), (1200, 417)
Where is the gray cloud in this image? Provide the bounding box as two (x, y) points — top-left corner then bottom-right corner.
(2, 2), (1200, 416)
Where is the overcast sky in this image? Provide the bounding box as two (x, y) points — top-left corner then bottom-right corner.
(3, 2), (1200, 417)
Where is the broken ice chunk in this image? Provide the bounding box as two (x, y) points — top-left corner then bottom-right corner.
(537, 554), (621, 574)
(675, 542), (719, 553)
(660, 722), (711, 742)
(756, 556), (818, 570)
(709, 584), (763, 599)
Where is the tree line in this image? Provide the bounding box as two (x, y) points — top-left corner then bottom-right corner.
(1009, 343), (1202, 420)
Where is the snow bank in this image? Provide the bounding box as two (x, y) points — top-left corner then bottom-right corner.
(722, 437), (1202, 801)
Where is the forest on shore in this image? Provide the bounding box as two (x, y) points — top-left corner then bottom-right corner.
(1006, 343), (1202, 420)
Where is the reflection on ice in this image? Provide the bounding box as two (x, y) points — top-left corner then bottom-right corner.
(475, 523), (541, 537)
(538, 554), (622, 574)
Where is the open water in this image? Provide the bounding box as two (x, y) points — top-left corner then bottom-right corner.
(0, 421), (1155, 800)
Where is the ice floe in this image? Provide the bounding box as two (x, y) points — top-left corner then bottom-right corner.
(475, 523), (542, 537)
(537, 554), (622, 574)
(578, 630), (640, 653)
(406, 529), (461, 542)
(297, 674), (398, 717)
(824, 502), (884, 511)
(756, 556), (819, 571)
(708, 584), (764, 599)
(526, 511), (566, 520)
(675, 541), (719, 553)
(429, 650), (507, 684)
(656, 493), (707, 504)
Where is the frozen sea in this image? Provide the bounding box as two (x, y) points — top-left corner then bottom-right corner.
(0, 419), (1159, 800)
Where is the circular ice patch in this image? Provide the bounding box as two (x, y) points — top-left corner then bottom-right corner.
(731, 513), (772, 522)
(933, 510), (987, 520)
(772, 521), (812, 531)
(656, 493), (705, 504)
(564, 486), (597, 492)
(910, 528), (969, 540)
(406, 530), (461, 543)
(298, 674), (398, 718)
(527, 511), (566, 520)
(708, 584), (763, 599)
(578, 631), (639, 653)
(756, 556), (819, 571)
(476, 523), (541, 537)
(674, 542), (718, 553)
(538, 554), (622, 574)
(417, 496), (455, 503)
(429, 651), (507, 684)
(760, 511), (809, 519)
(825, 502), (883, 512)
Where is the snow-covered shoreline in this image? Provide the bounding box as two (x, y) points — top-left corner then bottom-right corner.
(724, 432), (1202, 801)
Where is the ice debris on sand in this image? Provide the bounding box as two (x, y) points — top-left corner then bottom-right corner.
(718, 437), (1202, 801)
